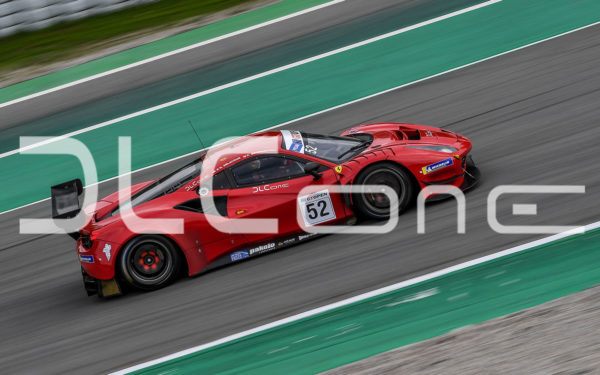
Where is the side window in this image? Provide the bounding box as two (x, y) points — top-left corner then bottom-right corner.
(198, 171), (230, 191)
(211, 171), (230, 190)
(232, 157), (305, 186)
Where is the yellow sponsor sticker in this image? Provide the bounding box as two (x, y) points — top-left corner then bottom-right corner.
(335, 165), (343, 173)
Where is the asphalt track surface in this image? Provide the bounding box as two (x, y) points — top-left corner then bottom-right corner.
(1, 2), (600, 374)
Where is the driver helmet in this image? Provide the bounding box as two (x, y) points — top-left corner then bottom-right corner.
(249, 159), (261, 170)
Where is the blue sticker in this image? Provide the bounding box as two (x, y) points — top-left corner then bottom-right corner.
(288, 139), (303, 152)
(349, 129), (358, 134)
(230, 250), (249, 262)
(79, 254), (94, 263)
(422, 158), (454, 175)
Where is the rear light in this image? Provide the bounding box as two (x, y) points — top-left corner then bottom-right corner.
(81, 234), (93, 249)
(81, 234), (92, 249)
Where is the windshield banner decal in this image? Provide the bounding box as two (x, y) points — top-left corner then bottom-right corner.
(281, 130), (304, 154)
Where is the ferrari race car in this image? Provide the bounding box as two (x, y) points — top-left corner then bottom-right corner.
(51, 123), (479, 297)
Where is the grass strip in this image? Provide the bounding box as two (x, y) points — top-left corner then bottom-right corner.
(0, 0), (266, 73)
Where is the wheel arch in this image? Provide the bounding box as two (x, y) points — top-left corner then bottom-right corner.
(349, 160), (420, 203)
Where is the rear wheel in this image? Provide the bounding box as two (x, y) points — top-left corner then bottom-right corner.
(118, 235), (181, 291)
(353, 163), (415, 219)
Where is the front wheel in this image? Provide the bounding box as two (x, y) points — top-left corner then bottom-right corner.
(352, 163), (415, 219)
(118, 235), (182, 291)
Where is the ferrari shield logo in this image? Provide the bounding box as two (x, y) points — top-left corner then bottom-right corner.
(335, 165), (343, 173)
(102, 244), (112, 261)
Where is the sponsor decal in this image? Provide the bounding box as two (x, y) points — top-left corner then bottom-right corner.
(253, 183), (289, 193)
(289, 140), (303, 152)
(283, 238), (297, 245)
(102, 244), (112, 261)
(236, 209), (246, 215)
(298, 233), (317, 241)
(298, 190), (336, 226)
(229, 236), (317, 262)
(249, 243), (276, 255)
(79, 254), (94, 263)
(185, 179), (200, 191)
(424, 130), (433, 137)
(281, 130), (304, 153)
(348, 129), (358, 134)
(304, 145), (317, 155)
(230, 250), (249, 262)
(421, 158), (454, 175)
(304, 191), (328, 202)
(335, 165), (343, 174)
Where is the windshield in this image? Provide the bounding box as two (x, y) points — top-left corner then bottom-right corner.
(112, 156), (203, 216)
(301, 133), (372, 162)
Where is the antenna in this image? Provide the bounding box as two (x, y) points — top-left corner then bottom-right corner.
(188, 120), (206, 149)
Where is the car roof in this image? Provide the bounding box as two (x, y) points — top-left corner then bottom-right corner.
(203, 131), (286, 173)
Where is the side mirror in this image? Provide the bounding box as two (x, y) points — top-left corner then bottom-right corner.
(304, 162), (322, 181)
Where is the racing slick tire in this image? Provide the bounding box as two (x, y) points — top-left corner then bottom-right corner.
(352, 162), (415, 219)
(118, 235), (182, 291)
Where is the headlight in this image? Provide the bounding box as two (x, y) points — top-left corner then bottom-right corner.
(405, 145), (458, 153)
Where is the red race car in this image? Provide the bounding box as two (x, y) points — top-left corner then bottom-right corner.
(51, 123), (479, 297)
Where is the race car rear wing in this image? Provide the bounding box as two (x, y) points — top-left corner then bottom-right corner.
(51, 179), (83, 240)
(51, 179), (83, 219)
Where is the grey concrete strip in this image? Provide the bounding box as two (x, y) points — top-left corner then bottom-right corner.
(322, 285), (600, 375)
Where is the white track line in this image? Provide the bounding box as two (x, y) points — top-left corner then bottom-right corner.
(0, 0), (346, 109)
(112, 220), (600, 374)
(3, 12), (599, 217)
(0, 0), (500, 160)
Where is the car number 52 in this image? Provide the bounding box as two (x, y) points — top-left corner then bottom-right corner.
(298, 190), (336, 226)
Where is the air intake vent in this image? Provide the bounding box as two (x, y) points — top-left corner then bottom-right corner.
(175, 199), (203, 213)
(399, 128), (420, 140)
(174, 196), (228, 216)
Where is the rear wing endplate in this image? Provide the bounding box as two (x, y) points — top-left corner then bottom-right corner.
(51, 179), (83, 219)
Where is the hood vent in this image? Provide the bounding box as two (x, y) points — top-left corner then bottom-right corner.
(398, 128), (420, 140)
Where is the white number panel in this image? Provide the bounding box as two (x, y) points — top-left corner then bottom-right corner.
(298, 189), (336, 226)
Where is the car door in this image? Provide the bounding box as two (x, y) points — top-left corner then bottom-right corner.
(225, 154), (347, 245)
(176, 171), (248, 266)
